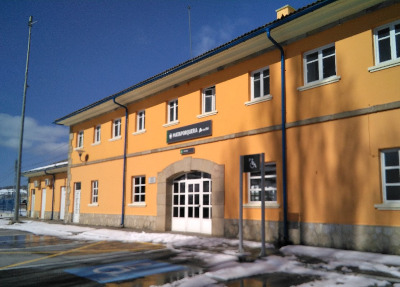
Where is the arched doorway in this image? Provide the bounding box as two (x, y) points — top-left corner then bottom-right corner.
(172, 171), (212, 234)
(156, 157), (225, 236)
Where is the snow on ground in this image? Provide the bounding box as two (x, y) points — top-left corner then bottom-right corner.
(1, 219), (400, 287)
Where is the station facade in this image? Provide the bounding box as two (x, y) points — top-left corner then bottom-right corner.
(27, 0), (400, 254)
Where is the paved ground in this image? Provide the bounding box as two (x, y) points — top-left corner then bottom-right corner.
(0, 229), (198, 286)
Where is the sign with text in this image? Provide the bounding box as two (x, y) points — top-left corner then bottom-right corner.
(243, 154), (262, 173)
(167, 120), (212, 144)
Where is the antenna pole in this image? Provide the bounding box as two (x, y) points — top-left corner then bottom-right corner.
(13, 16), (35, 223)
(188, 6), (192, 58)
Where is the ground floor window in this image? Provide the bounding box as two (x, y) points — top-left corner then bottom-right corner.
(381, 149), (400, 202)
(91, 180), (98, 204)
(133, 176), (146, 203)
(248, 162), (277, 202)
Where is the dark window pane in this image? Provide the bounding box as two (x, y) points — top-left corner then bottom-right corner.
(189, 185), (193, 193)
(378, 27), (390, 39)
(180, 207), (185, 218)
(195, 184), (200, 193)
(195, 194), (199, 205)
(396, 31), (400, 58)
(263, 73), (270, 96)
(385, 151), (399, 166)
(307, 61), (319, 82)
(180, 182), (185, 193)
(323, 55), (336, 78)
(173, 207), (178, 217)
(174, 195), (179, 205)
(173, 183), (179, 193)
(194, 207), (199, 218)
(187, 171), (202, 179)
(188, 194), (193, 205)
(253, 72), (261, 98)
(140, 195), (145, 202)
(306, 52), (318, 62)
(379, 38), (392, 62)
(188, 207), (193, 218)
(205, 95), (212, 113)
(180, 195), (185, 204)
(203, 194), (209, 205)
(386, 169), (400, 183)
(387, 186), (400, 200)
(203, 207), (209, 219)
(203, 173), (211, 179)
(203, 181), (210, 193)
(266, 190), (277, 201)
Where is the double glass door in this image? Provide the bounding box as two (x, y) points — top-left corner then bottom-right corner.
(172, 172), (212, 234)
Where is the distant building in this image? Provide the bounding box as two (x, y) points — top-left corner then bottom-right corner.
(46, 0), (399, 254)
(22, 161), (68, 220)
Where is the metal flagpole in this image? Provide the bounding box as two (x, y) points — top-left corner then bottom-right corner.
(13, 16), (35, 223)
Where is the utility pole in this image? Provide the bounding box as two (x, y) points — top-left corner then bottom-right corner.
(188, 6), (192, 58)
(13, 16), (35, 223)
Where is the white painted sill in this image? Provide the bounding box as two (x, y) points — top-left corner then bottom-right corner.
(88, 203), (99, 207)
(368, 58), (400, 73)
(374, 202), (400, 210)
(245, 95), (272, 106)
(133, 129), (146, 136)
(163, 120), (180, 128)
(91, 142), (100, 146)
(197, 111), (218, 119)
(109, 136), (122, 142)
(74, 147), (84, 151)
(244, 202), (280, 209)
(128, 202), (147, 208)
(297, 75), (341, 92)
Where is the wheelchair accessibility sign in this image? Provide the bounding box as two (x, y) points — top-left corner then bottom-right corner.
(65, 259), (187, 283)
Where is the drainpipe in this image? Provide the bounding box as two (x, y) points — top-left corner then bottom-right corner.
(113, 97), (128, 227)
(44, 169), (55, 220)
(265, 28), (289, 244)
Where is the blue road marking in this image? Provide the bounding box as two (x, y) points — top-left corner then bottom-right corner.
(65, 259), (187, 283)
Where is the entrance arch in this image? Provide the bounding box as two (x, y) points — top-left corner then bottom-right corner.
(156, 157), (224, 236)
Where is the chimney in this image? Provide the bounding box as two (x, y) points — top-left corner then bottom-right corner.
(276, 5), (296, 19)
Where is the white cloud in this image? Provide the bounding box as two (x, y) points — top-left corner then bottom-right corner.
(193, 17), (247, 56)
(0, 113), (68, 156)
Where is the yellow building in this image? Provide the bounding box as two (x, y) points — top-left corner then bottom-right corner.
(23, 161), (68, 220)
(52, 0), (400, 254)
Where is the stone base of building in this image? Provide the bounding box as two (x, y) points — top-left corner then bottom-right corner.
(224, 219), (400, 255)
(76, 213), (156, 230)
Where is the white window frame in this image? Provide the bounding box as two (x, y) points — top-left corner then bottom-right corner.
(112, 118), (121, 139)
(244, 162), (279, 209)
(76, 131), (84, 149)
(93, 125), (101, 144)
(90, 180), (98, 205)
(375, 149), (400, 210)
(369, 20), (400, 72)
(249, 67), (271, 104)
(298, 43), (340, 91)
(137, 110), (145, 132)
(168, 99), (178, 123)
(201, 86), (216, 115)
(130, 176), (146, 207)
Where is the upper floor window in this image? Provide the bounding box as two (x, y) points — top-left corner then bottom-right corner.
(168, 99), (178, 123)
(374, 20), (400, 64)
(202, 86), (216, 114)
(94, 125), (101, 144)
(304, 44), (336, 84)
(133, 176), (146, 203)
(380, 149), (400, 203)
(251, 67), (270, 100)
(137, 110), (145, 132)
(91, 180), (98, 204)
(248, 162), (277, 202)
(112, 118), (121, 138)
(77, 131), (84, 148)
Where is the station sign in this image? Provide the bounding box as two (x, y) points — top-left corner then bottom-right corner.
(167, 120), (212, 144)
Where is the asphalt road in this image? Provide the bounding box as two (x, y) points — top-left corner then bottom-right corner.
(0, 229), (196, 286)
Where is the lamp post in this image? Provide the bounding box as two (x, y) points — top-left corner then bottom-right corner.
(13, 16), (35, 223)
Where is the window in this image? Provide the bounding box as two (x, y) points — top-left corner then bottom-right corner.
(77, 131), (84, 148)
(94, 125), (101, 144)
(133, 176), (146, 203)
(137, 110), (145, 132)
(374, 20), (400, 64)
(304, 44), (336, 84)
(168, 99), (178, 123)
(381, 149), (400, 202)
(202, 86), (216, 114)
(91, 180), (98, 204)
(251, 67), (270, 100)
(112, 118), (121, 138)
(248, 163), (277, 202)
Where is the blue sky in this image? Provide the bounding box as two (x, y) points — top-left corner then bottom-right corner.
(0, 0), (311, 187)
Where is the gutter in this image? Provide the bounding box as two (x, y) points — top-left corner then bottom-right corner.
(265, 0), (337, 245)
(113, 97), (128, 227)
